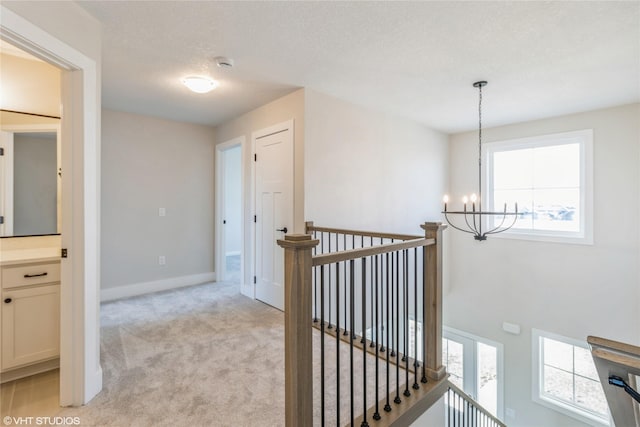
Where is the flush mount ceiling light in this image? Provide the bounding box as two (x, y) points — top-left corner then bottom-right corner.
(442, 81), (519, 241)
(181, 76), (218, 94)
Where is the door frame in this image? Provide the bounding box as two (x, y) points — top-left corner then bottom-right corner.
(250, 119), (294, 304)
(1, 7), (102, 405)
(215, 136), (245, 287)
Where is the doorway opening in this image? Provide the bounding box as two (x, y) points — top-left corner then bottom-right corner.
(215, 137), (245, 287)
(442, 326), (505, 419)
(1, 5), (102, 406)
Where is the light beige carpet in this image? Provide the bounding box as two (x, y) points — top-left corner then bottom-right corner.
(57, 281), (407, 427)
(58, 281), (285, 426)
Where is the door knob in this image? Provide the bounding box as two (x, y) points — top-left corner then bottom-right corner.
(4, 298), (12, 304)
(276, 227), (288, 233)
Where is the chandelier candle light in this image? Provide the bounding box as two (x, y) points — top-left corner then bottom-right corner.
(442, 81), (519, 241)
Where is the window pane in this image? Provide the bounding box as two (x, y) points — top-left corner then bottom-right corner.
(575, 376), (608, 416)
(533, 143), (580, 189)
(532, 188), (580, 232)
(544, 365), (574, 402)
(544, 337), (573, 371)
(477, 342), (497, 417)
(486, 132), (589, 242)
(574, 346), (598, 380)
(493, 148), (533, 190)
(443, 339), (464, 379)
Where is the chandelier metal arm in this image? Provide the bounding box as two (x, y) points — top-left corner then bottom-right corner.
(443, 212), (480, 236)
(463, 210), (478, 235)
(484, 212), (519, 236)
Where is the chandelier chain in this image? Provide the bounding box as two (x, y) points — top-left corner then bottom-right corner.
(478, 82), (483, 209)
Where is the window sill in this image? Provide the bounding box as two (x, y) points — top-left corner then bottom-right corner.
(533, 394), (610, 426)
(490, 230), (593, 246)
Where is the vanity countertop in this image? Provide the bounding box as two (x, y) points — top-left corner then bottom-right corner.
(0, 248), (61, 266)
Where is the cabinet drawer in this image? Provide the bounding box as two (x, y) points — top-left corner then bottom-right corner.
(1, 262), (60, 289)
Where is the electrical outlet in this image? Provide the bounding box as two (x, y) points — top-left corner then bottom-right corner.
(159, 207), (166, 217)
(158, 255), (166, 265)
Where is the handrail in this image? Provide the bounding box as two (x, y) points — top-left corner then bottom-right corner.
(312, 237), (433, 266)
(446, 380), (506, 427)
(305, 221), (421, 241)
(588, 335), (640, 427)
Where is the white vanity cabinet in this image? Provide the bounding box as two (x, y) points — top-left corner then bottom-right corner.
(1, 258), (60, 372)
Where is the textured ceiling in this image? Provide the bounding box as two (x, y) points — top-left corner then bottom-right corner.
(78, 1), (640, 133)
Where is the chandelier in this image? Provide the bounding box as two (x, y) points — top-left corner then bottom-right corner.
(442, 81), (518, 241)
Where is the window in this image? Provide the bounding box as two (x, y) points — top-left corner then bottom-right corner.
(532, 329), (610, 425)
(443, 327), (504, 419)
(485, 129), (593, 244)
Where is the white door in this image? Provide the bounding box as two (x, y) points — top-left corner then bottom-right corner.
(254, 123), (293, 311)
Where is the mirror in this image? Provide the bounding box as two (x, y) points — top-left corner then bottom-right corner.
(0, 39), (62, 238)
(0, 111), (61, 237)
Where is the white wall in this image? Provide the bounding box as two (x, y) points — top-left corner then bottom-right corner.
(101, 109), (216, 297)
(0, 52), (61, 116)
(411, 395), (445, 427)
(304, 89), (448, 235)
(215, 88), (305, 291)
(446, 103), (640, 427)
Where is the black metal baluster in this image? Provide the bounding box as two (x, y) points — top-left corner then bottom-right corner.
(336, 233), (340, 334)
(402, 249), (407, 362)
(350, 259), (355, 426)
(335, 262), (341, 425)
(361, 257), (369, 427)
(370, 236), (375, 348)
(374, 254), (381, 421)
(327, 233), (332, 329)
(390, 250), (396, 358)
(380, 244), (386, 353)
(394, 251), (401, 405)
(413, 247), (419, 390)
(314, 231), (320, 322)
(384, 252), (391, 413)
(421, 246), (427, 384)
(320, 265), (326, 426)
(343, 235), (348, 336)
(404, 250), (410, 397)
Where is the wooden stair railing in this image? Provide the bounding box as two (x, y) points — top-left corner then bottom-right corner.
(278, 222), (448, 426)
(445, 381), (506, 427)
(588, 336), (640, 427)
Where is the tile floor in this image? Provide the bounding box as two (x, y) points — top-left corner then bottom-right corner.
(0, 369), (60, 419)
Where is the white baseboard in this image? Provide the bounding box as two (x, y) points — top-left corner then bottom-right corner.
(1, 358), (59, 383)
(101, 272), (216, 302)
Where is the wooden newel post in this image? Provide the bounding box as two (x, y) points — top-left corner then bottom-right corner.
(277, 234), (319, 427)
(421, 222), (447, 381)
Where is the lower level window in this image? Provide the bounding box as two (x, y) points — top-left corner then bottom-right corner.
(532, 329), (609, 425)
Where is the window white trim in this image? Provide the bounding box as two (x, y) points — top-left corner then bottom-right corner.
(484, 129), (593, 245)
(532, 329), (610, 426)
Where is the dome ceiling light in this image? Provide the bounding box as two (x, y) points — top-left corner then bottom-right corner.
(181, 76), (218, 94)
